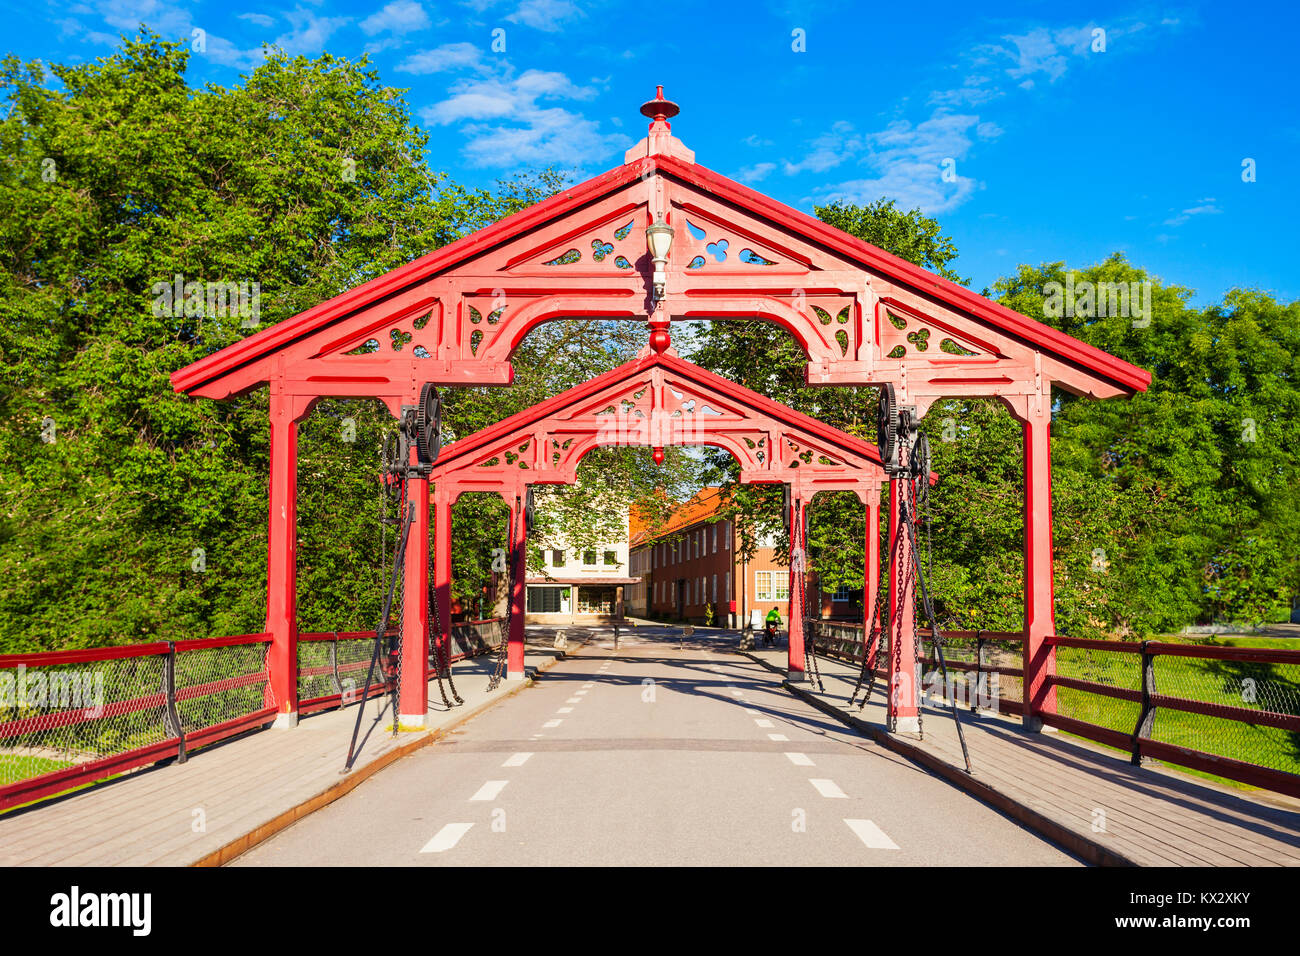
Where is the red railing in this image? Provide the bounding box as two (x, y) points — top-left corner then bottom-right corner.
(293, 620), (504, 716)
(1043, 636), (1300, 798)
(0, 634), (275, 812)
(810, 621), (1300, 797)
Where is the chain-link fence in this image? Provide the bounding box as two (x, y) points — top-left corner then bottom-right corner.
(1, 636), (273, 812)
(1049, 637), (1300, 794)
(297, 631), (396, 715)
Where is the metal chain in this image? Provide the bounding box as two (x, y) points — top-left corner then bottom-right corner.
(428, 539), (462, 708)
(849, 505), (891, 708)
(488, 501), (514, 692)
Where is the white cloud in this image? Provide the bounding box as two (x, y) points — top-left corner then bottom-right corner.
(397, 42), (486, 74)
(273, 8), (351, 55)
(238, 12), (276, 28)
(781, 121), (864, 176)
(737, 162), (776, 183)
(1163, 202), (1221, 227)
(63, 1), (267, 70)
(360, 0), (430, 35)
(812, 111), (985, 215)
(506, 0), (585, 32)
(421, 68), (625, 169)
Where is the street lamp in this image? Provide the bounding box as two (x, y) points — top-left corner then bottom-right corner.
(646, 214), (674, 303)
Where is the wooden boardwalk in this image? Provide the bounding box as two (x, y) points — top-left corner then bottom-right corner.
(747, 647), (1300, 866)
(0, 640), (574, 867)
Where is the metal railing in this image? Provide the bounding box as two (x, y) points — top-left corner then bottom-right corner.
(1045, 636), (1300, 797)
(0, 635), (275, 812)
(807, 621), (1300, 797)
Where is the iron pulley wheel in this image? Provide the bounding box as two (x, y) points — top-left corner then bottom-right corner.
(415, 383), (441, 465)
(911, 430), (932, 502)
(877, 383), (898, 469)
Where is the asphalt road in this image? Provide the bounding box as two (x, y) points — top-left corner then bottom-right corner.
(235, 627), (1081, 866)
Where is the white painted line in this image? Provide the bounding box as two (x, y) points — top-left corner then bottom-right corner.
(731, 690), (745, 697)
(470, 780), (508, 801)
(566, 697), (582, 703)
(754, 718), (774, 728)
(420, 823), (473, 853)
(582, 683), (594, 688)
(575, 690), (588, 696)
(543, 719), (563, 728)
(845, 819), (900, 850)
(745, 708), (761, 715)
(767, 734), (789, 742)
(502, 752), (532, 767)
(785, 752), (814, 766)
(810, 778), (848, 799)
(557, 707), (573, 713)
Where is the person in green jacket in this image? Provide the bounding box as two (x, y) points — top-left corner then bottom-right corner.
(764, 607), (782, 647)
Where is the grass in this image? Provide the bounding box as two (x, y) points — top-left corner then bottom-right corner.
(1051, 640), (1300, 789)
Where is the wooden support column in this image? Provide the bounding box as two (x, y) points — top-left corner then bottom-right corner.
(508, 493), (527, 680)
(786, 490), (809, 682)
(887, 474), (919, 732)
(399, 472), (430, 727)
(265, 388), (311, 728)
(865, 484), (881, 634)
(1021, 403), (1058, 731)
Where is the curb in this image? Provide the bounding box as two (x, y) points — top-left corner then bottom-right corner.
(192, 648), (571, 867)
(739, 649), (1138, 868)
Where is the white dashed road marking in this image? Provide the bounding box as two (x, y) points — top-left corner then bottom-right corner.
(768, 734), (788, 742)
(470, 780), (508, 801)
(420, 823), (473, 853)
(754, 718), (774, 728)
(557, 707), (573, 713)
(566, 697), (582, 703)
(543, 719), (563, 728)
(502, 752), (532, 767)
(810, 778), (847, 798)
(845, 819), (900, 849)
(785, 752), (814, 766)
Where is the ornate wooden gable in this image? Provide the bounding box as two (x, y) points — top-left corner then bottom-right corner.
(172, 90), (1149, 423)
(429, 351), (885, 503)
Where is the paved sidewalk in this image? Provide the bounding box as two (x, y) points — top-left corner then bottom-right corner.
(747, 645), (1300, 866)
(0, 633), (593, 867)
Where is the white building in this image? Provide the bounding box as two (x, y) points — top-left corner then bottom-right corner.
(524, 500), (634, 624)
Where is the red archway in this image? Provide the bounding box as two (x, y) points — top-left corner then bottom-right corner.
(421, 348), (891, 711)
(171, 89), (1149, 733)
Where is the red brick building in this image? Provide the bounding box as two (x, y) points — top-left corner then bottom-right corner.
(630, 488), (794, 628)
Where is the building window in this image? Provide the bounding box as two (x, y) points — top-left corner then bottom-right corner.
(576, 587), (614, 615)
(774, 575), (789, 601)
(712, 524), (717, 552)
(603, 550), (617, 566)
(583, 550), (596, 566)
(725, 571), (730, 601)
(832, 584), (853, 603)
(552, 549), (565, 567)
(724, 521), (730, 549)
(755, 571), (790, 602)
(527, 587), (563, 613)
(712, 574), (718, 602)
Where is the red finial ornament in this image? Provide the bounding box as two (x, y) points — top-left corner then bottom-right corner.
(649, 327), (671, 353)
(640, 85), (680, 128)
(652, 446), (665, 465)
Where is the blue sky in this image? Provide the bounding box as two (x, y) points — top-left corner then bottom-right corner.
(7, 0), (1298, 304)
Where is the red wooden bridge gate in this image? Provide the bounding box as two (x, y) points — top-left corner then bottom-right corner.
(8, 90), (1298, 812)
(167, 88), (1150, 735)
